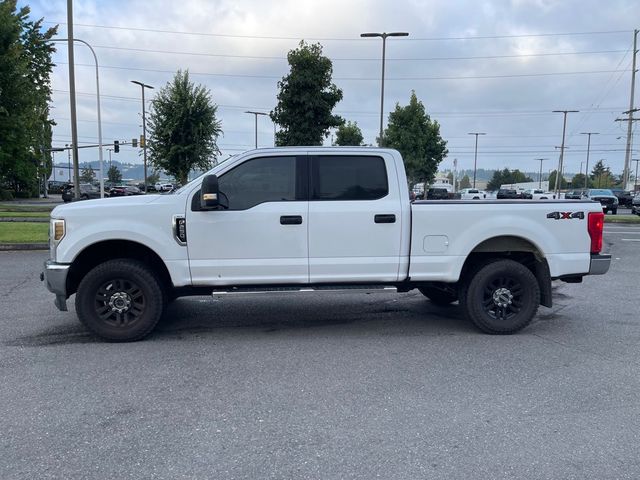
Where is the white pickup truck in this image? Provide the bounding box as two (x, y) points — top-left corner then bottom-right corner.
(42, 147), (610, 341)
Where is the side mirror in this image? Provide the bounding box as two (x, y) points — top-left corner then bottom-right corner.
(200, 174), (220, 210)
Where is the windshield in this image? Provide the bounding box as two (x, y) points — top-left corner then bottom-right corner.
(590, 189), (613, 196)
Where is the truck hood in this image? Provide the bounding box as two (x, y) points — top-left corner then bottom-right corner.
(51, 194), (164, 218)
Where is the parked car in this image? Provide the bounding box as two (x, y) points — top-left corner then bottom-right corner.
(109, 185), (142, 197)
(631, 193), (640, 216)
(497, 188), (519, 199)
(584, 188), (619, 214)
(426, 187), (449, 200)
(459, 188), (486, 200)
(522, 189), (555, 200)
(564, 190), (584, 200)
(610, 189), (633, 207)
(61, 183), (101, 202)
(154, 182), (174, 192)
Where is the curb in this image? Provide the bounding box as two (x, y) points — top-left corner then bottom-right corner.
(0, 217), (49, 223)
(0, 243), (48, 251)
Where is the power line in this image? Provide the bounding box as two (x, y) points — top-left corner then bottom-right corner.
(45, 22), (632, 42)
(80, 44), (626, 62)
(50, 90), (626, 116)
(54, 61), (628, 81)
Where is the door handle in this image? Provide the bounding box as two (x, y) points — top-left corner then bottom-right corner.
(280, 215), (303, 225)
(374, 214), (396, 224)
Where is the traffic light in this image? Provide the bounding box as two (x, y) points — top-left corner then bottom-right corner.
(139, 135), (145, 148)
(114, 140), (120, 153)
(132, 138), (138, 148)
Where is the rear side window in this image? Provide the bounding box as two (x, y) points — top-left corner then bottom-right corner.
(312, 155), (388, 201)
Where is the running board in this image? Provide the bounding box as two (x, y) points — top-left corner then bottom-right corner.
(211, 285), (399, 296)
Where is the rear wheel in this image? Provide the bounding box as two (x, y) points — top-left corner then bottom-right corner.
(75, 259), (164, 341)
(418, 286), (458, 306)
(459, 259), (540, 334)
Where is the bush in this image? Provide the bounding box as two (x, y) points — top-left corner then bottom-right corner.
(0, 190), (13, 201)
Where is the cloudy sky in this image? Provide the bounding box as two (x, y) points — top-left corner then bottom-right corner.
(25, 0), (639, 177)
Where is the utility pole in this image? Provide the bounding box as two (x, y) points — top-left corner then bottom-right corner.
(66, 0), (80, 199)
(622, 29), (638, 190)
(580, 132), (599, 189)
(244, 111), (269, 148)
(468, 132), (486, 188)
(632, 158), (640, 192)
(553, 110), (579, 195)
(534, 158), (547, 188)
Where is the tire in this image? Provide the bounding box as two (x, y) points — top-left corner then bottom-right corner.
(81, 194), (89, 200)
(612, 208), (617, 215)
(75, 259), (164, 341)
(459, 259), (540, 334)
(418, 286), (458, 306)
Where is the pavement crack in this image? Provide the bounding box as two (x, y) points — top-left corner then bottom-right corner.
(0, 274), (32, 299)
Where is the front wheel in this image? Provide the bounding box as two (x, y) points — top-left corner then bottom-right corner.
(75, 259), (164, 341)
(459, 259), (540, 334)
(612, 208), (617, 215)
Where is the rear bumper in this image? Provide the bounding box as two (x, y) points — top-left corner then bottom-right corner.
(589, 254), (611, 275)
(42, 261), (70, 311)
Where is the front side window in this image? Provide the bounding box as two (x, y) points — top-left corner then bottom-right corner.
(312, 155), (388, 201)
(218, 156), (297, 210)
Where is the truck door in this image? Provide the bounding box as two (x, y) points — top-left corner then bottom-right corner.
(308, 154), (404, 283)
(186, 155), (309, 286)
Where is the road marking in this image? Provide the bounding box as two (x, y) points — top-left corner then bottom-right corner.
(621, 239), (640, 242)
(605, 231), (640, 234)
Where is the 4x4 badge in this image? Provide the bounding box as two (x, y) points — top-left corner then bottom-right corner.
(547, 211), (585, 220)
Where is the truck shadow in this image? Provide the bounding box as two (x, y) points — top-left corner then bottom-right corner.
(154, 292), (475, 339)
(8, 292), (476, 346)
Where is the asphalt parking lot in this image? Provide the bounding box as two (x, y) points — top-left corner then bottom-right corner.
(1, 225), (639, 479)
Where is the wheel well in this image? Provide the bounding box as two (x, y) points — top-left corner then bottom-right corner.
(459, 236), (552, 308)
(66, 240), (173, 298)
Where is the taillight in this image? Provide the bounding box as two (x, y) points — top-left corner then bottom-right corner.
(588, 212), (604, 254)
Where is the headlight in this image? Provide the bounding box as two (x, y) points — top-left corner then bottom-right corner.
(52, 219), (65, 242)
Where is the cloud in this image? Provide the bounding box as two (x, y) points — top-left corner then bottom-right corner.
(30, 0), (639, 176)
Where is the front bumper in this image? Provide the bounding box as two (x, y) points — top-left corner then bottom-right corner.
(42, 260), (70, 311)
(589, 254), (611, 275)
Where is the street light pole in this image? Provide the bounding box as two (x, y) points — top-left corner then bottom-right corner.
(53, 36), (105, 197)
(360, 31), (409, 145)
(580, 132), (599, 190)
(534, 158), (548, 188)
(552, 110), (579, 195)
(131, 81), (154, 192)
(244, 111), (269, 149)
(468, 132), (486, 188)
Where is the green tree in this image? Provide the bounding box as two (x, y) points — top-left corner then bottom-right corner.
(382, 91), (448, 184)
(107, 165), (122, 184)
(590, 160), (613, 188)
(487, 168), (534, 190)
(0, 1), (56, 196)
(271, 41), (343, 146)
(548, 170), (568, 190)
(148, 70), (222, 185)
(80, 166), (95, 183)
(334, 121), (363, 146)
(459, 174), (471, 189)
(571, 172), (588, 189)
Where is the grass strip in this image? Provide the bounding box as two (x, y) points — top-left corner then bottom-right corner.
(0, 211), (50, 218)
(0, 222), (49, 243)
